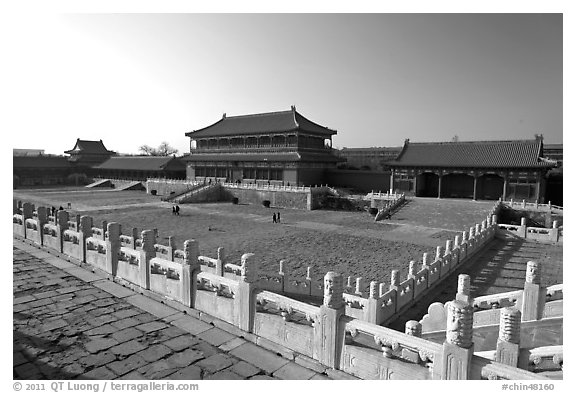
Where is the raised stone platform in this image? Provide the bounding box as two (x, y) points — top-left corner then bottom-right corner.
(13, 240), (337, 380)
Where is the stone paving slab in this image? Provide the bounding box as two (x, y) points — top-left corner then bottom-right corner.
(124, 294), (179, 319)
(273, 362), (317, 380)
(229, 342), (290, 374)
(13, 241), (335, 380)
(93, 280), (137, 298)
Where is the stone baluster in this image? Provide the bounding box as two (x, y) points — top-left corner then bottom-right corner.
(79, 216), (93, 262)
(181, 239), (200, 308)
(435, 246), (443, 262)
(216, 247), (225, 276)
(168, 236), (176, 260)
(521, 261), (546, 321)
(440, 299), (474, 379)
(390, 270), (399, 292)
(379, 283), (386, 298)
(408, 260), (416, 279)
(101, 220), (108, 239)
(56, 210), (69, 252)
(366, 281), (379, 324)
(550, 221), (559, 242)
(495, 307), (521, 367)
(520, 217), (527, 238)
(235, 253), (259, 332)
(315, 272), (345, 368)
(22, 203), (33, 239)
(355, 277), (363, 296)
(36, 206), (48, 246)
(105, 222), (121, 277)
(139, 229), (155, 289)
(345, 276), (353, 294)
(455, 274), (472, 305)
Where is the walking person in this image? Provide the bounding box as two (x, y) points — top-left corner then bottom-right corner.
(277, 212), (281, 223)
(272, 212), (277, 224)
(175, 205), (180, 216)
(172, 206), (176, 215)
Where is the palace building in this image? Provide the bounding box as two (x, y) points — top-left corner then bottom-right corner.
(183, 106), (341, 186)
(387, 136), (557, 202)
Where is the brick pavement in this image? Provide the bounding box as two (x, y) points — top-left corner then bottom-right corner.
(13, 240), (337, 380)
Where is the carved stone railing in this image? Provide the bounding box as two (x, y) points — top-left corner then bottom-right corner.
(12, 200), (549, 380)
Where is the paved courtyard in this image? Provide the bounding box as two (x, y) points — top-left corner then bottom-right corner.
(13, 240), (345, 380)
(14, 188), (495, 286)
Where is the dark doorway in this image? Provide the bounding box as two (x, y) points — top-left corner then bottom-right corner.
(441, 174), (474, 199)
(418, 172), (439, 197)
(478, 174), (504, 200)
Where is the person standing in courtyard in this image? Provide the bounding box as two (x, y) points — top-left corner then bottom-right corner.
(175, 205), (180, 216)
(272, 212), (277, 223)
(277, 212), (281, 223)
(172, 206), (176, 215)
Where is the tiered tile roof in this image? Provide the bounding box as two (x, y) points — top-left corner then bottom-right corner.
(185, 107), (337, 138)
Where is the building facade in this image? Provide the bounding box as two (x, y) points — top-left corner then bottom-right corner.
(387, 136), (556, 202)
(336, 146), (402, 171)
(94, 156), (186, 180)
(183, 107), (341, 186)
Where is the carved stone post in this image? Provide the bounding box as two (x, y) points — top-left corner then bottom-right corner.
(56, 210), (69, 252)
(101, 220), (108, 239)
(408, 260), (416, 279)
(379, 283), (386, 298)
(315, 272), (345, 369)
(181, 239), (200, 308)
(22, 203), (33, 240)
(455, 274), (472, 305)
(495, 307), (521, 367)
(79, 216), (93, 262)
(355, 277), (363, 296)
(278, 260), (285, 292)
(366, 281), (379, 324)
(139, 229), (155, 289)
(168, 236), (176, 260)
(435, 246), (442, 262)
(105, 222), (121, 277)
(520, 217), (527, 238)
(452, 236), (460, 265)
(439, 300), (474, 380)
(521, 261), (546, 321)
(13, 199), (18, 214)
(216, 247), (225, 276)
(235, 253), (258, 332)
(550, 221), (559, 242)
(460, 231), (468, 259)
(37, 206), (48, 246)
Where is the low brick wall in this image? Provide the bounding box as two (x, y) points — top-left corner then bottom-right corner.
(222, 187), (310, 210)
(146, 179), (196, 196)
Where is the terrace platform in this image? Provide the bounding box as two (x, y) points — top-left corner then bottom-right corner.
(13, 239), (345, 380)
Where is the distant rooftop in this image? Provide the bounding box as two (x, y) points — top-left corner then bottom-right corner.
(64, 139), (114, 155)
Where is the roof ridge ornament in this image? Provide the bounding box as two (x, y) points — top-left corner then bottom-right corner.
(223, 113), (226, 119)
(291, 105), (299, 128)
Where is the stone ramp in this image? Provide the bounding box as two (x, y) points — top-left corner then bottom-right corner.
(13, 240), (343, 380)
(115, 181), (145, 191)
(387, 236), (563, 331)
(86, 179), (112, 188)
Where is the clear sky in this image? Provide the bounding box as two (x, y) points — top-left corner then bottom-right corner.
(5, 12), (563, 155)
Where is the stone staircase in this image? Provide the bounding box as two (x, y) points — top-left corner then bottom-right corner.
(388, 234), (563, 331)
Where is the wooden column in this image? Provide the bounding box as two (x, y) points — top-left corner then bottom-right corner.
(472, 175), (478, 201)
(389, 170), (395, 193)
(502, 174), (508, 200)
